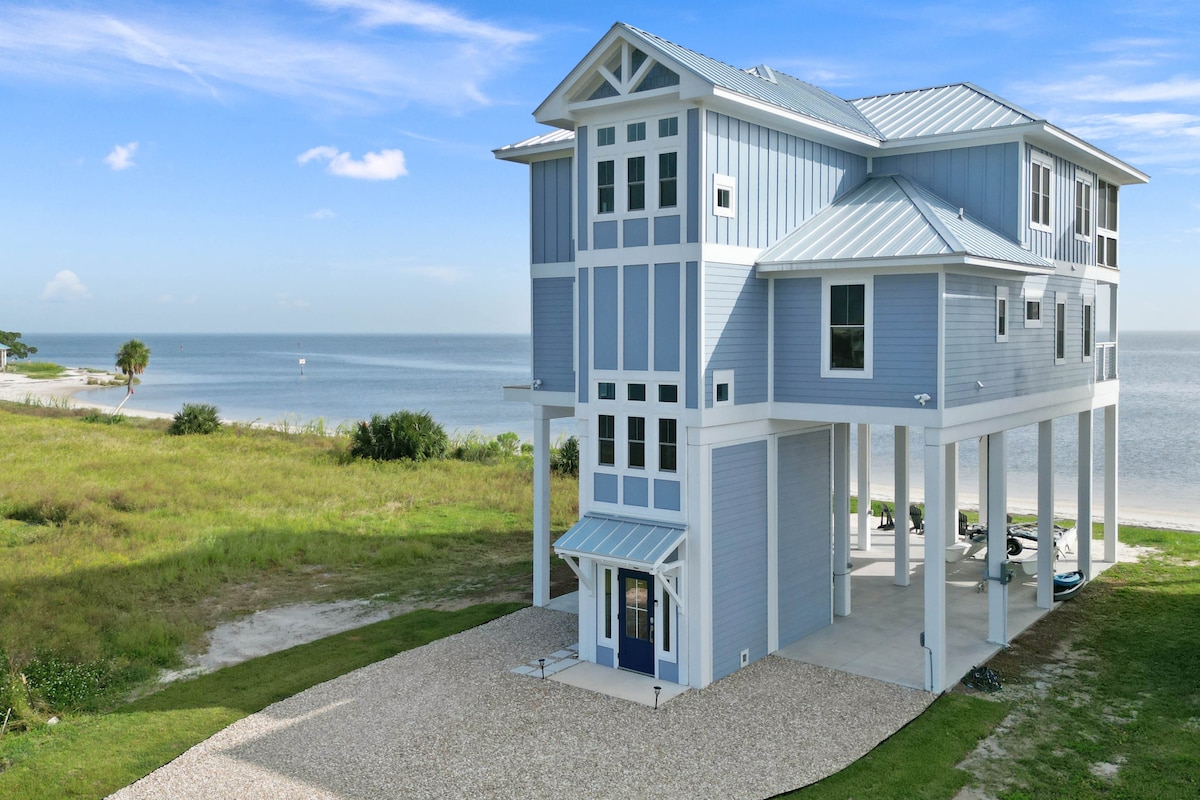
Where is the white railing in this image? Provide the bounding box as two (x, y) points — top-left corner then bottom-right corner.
(1096, 341), (1117, 381)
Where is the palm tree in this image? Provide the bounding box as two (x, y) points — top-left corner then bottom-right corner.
(113, 338), (151, 414)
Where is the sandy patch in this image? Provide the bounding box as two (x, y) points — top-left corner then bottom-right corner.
(0, 368), (173, 421)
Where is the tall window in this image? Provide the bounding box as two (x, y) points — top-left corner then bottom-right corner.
(627, 156), (645, 211)
(1031, 157), (1052, 229)
(597, 160), (615, 214)
(598, 414), (615, 465)
(1055, 296), (1067, 363)
(658, 419), (677, 473)
(1083, 300), (1094, 360)
(1097, 180), (1118, 267)
(1074, 178), (1092, 239)
(996, 287), (1009, 342)
(628, 417), (645, 468)
(659, 152), (677, 208)
(829, 284), (866, 370)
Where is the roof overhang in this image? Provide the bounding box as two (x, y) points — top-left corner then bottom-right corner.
(553, 513), (687, 573)
(756, 254), (1055, 275)
(493, 136), (575, 164)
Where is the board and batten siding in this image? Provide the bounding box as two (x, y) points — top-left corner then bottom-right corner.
(944, 273), (1095, 407)
(531, 276), (574, 393)
(872, 143), (1020, 241)
(530, 157), (574, 264)
(705, 111), (867, 249)
(777, 429), (832, 648)
(705, 262), (768, 406)
(1025, 146), (1095, 267)
(773, 273), (939, 407)
(711, 439), (768, 682)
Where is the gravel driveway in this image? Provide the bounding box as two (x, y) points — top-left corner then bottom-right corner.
(110, 607), (933, 800)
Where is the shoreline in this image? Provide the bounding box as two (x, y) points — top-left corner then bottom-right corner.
(3, 368), (1196, 532)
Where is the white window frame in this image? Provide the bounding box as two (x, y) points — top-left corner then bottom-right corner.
(655, 574), (678, 665)
(598, 565), (617, 649)
(1074, 174), (1093, 242)
(1054, 292), (1067, 365)
(1030, 153), (1054, 233)
(657, 417), (678, 473)
(1097, 179), (1119, 268)
(713, 173), (736, 219)
(995, 286), (1009, 343)
(713, 368), (734, 405)
(820, 276), (874, 379)
(1082, 297), (1094, 363)
(1023, 288), (1043, 329)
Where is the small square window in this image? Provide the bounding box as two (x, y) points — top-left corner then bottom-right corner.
(627, 383), (646, 401)
(1024, 289), (1043, 329)
(658, 117), (678, 137)
(597, 126), (615, 146)
(713, 174), (735, 218)
(713, 370), (734, 405)
(598, 381), (616, 400)
(658, 384), (678, 403)
(627, 121), (646, 142)
(715, 383), (729, 403)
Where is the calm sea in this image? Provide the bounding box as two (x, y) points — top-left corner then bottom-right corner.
(23, 331), (1200, 530)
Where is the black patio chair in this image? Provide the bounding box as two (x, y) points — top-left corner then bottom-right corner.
(910, 504), (924, 534)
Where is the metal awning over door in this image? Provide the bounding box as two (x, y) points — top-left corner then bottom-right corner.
(553, 513), (686, 574)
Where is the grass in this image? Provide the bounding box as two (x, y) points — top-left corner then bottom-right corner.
(7, 361), (66, 379)
(0, 603), (522, 799)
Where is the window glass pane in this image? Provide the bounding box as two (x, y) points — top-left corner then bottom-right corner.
(627, 383), (646, 401)
(598, 381), (616, 400)
(662, 586), (671, 652)
(627, 156), (645, 211)
(597, 126), (615, 146)
(1056, 304), (1066, 360)
(627, 121), (646, 142)
(599, 414), (615, 465)
(830, 284), (865, 326)
(598, 160), (614, 214)
(717, 187), (731, 208)
(830, 328), (865, 369)
(659, 152), (677, 208)
(658, 117), (678, 137)
(1026, 301), (1040, 321)
(659, 418), (677, 472)
(998, 298), (1007, 337)
(604, 570), (613, 639)
(624, 577), (649, 640)
(1084, 304), (1093, 356)
(658, 384), (678, 403)
(628, 416), (645, 468)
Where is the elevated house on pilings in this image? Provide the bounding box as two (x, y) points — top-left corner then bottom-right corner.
(495, 23), (1146, 693)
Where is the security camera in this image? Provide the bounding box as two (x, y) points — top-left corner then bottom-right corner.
(914, 393), (931, 406)
(531, 379), (542, 389)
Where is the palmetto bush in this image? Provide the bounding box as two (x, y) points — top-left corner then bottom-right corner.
(168, 403), (222, 436)
(552, 435), (580, 476)
(350, 410), (447, 462)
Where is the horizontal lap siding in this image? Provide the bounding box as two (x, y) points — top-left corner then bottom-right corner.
(873, 143), (1019, 241)
(705, 263), (767, 405)
(778, 430), (832, 648)
(711, 440), (768, 681)
(705, 111), (867, 248)
(944, 273), (1095, 406)
(532, 277), (574, 393)
(531, 157), (573, 264)
(773, 274), (939, 407)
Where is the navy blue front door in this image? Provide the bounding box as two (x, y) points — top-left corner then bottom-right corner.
(617, 569), (655, 675)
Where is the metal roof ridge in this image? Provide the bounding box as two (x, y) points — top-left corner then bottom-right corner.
(888, 174), (964, 254)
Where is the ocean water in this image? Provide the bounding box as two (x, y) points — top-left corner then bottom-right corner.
(22, 331), (1200, 529)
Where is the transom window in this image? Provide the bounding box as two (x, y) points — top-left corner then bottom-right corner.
(659, 152), (677, 208)
(658, 117), (678, 137)
(598, 381), (616, 400)
(627, 156), (645, 211)
(597, 160), (615, 214)
(658, 384), (677, 403)
(598, 414), (615, 465)
(597, 126), (615, 147)
(1031, 156), (1052, 230)
(627, 383), (646, 401)
(1097, 180), (1118, 267)
(830, 284), (867, 370)
(627, 121), (646, 142)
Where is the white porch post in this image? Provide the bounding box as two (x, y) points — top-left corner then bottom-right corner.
(833, 423), (852, 616)
(987, 431), (1008, 645)
(532, 407), (552, 608)
(894, 426), (910, 587)
(1078, 410), (1094, 579)
(923, 440), (948, 693)
(978, 435), (989, 521)
(1105, 404), (1119, 563)
(946, 441), (958, 542)
(1037, 419), (1055, 609)
(857, 423), (872, 551)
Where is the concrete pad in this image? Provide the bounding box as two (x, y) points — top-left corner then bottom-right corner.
(545, 591), (579, 614)
(550, 661), (690, 707)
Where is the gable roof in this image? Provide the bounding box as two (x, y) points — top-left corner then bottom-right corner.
(756, 175), (1054, 272)
(851, 83), (1036, 140)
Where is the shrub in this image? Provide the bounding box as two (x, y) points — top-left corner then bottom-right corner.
(552, 436), (580, 476)
(350, 410), (447, 462)
(22, 652), (114, 713)
(168, 403), (222, 435)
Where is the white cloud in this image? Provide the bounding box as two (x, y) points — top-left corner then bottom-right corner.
(298, 146), (407, 180)
(309, 208), (336, 219)
(105, 141), (138, 170)
(308, 0), (535, 47)
(41, 270), (91, 301)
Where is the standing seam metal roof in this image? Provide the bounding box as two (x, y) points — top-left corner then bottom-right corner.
(851, 83), (1036, 140)
(553, 513), (686, 570)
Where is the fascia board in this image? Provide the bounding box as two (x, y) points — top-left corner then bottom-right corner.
(533, 25), (628, 125)
(706, 88), (882, 151)
(757, 254), (1053, 274)
(492, 140), (575, 164)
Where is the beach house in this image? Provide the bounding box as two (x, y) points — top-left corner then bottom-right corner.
(495, 23), (1146, 693)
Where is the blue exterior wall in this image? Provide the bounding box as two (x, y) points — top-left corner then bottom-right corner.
(686, 261), (699, 409)
(530, 157), (574, 264)
(576, 125), (588, 251)
(597, 645), (614, 667)
(654, 262), (681, 372)
(1025, 145), (1096, 266)
(705, 111), (867, 249)
(623, 218), (648, 248)
(577, 268), (589, 402)
(873, 143), (1020, 241)
(623, 475), (649, 507)
(773, 273), (939, 407)
(531, 277), (574, 393)
(654, 215), (681, 245)
(686, 107), (700, 243)
(594, 472), (618, 503)
(777, 429), (832, 647)
(944, 272), (1095, 407)
(711, 440), (768, 681)
(593, 266), (617, 370)
(594, 220), (618, 249)
(623, 264), (649, 371)
(653, 479), (681, 511)
(705, 263), (768, 406)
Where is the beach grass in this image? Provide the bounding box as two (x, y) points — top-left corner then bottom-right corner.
(6, 361), (67, 379)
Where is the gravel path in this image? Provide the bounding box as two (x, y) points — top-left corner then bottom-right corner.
(110, 607), (933, 800)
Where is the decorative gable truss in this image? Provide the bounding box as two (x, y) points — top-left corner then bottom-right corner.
(573, 39), (680, 103)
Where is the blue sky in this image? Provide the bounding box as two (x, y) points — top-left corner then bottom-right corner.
(1, 0), (1196, 334)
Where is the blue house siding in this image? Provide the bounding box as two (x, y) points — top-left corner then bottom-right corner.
(705, 111), (867, 249)
(711, 440), (768, 681)
(623, 264), (649, 371)
(593, 266), (617, 371)
(777, 429), (832, 648)
(773, 273), (939, 407)
(654, 215), (681, 245)
(531, 277), (574, 393)
(654, 479), (681, 511)
(576, 126), (588, 252)
(944, 273), (1095, 407)
(1025, 145), (1095, 266)
(873, 142), (1020, 241)
(594, 472), (618, 503)
(654, 262), (681, 372)
(705, 262), (768, 406)
(531, 157), (574, 264)
(623, 217), (648, 248)
(577, 268), (589, 402)
(594, 220), (618, 249)
(623, 475), (649, 507)
(686, 261), (700, 409)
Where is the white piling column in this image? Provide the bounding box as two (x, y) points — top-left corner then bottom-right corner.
(833, 423), (852, 616)
(1078, 410), (1094, 580)
(857, 423), (872, 551)
(946, 441), (958, 542)
(978, 435), (989, 522)
(1105, 404), (1119, 563)
(1037, 420), (1055, 609)
(987, 431), (1008, 645)
(923, 441), (948, 693)
(894, 426), (910, 587)
(532, 408), (552, 608)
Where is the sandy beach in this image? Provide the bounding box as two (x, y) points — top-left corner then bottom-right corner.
(0, 368), (174, 420)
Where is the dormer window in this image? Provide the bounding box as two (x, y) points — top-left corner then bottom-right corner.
(1031, 154), (1053, 231)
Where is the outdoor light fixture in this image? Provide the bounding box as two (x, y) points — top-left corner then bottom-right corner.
(914, 393), (932, 406)
(539, 657), (546, 679)
(653, 685), (662, 710)
(531, 379), (542, 389)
